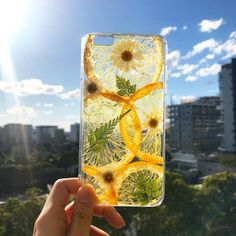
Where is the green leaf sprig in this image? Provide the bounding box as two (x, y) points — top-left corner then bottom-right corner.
(132, 172), (162, 205)
(87, 109), (131, 153)
(116, 75), (136, 96)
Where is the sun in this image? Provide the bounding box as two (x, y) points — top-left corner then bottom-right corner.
(0, 0), (30, 36)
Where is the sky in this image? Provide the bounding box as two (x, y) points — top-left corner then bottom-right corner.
(0, 0), (236, 131)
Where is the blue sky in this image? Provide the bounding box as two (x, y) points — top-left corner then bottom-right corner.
(0, 0), (236, 130)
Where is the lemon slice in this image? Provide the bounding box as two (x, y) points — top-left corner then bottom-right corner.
(117, 162), (163, 206)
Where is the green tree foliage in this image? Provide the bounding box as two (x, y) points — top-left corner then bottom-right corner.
(219, 154), (236, 168)
(94, 171), (236, 236)
(0, 151), (236, 236)
(0, 152), (5, 165)
(198, 172), (236, 235)
(0, 188), (44, 236)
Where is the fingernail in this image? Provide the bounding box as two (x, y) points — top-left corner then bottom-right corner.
(77, 184), (93, 204)
(117, 213), (126, 228)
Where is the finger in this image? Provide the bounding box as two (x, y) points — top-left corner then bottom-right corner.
(67, 184), (96, 236)
(65, 201), (74, 224)
(94, 206), (125, 229)
(46, 178), (83, 210)
(65, 202), (125, 229)
(90, 225), (109, 236)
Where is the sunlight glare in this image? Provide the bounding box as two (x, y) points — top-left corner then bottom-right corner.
(0, 0), (29, 35)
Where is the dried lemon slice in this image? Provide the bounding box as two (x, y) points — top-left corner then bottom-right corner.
(117, 162), (163, 206)
(84, 35), (164, 91)
(83, 161), (163, 206)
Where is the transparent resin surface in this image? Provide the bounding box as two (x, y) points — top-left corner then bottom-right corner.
(81, 34), (166, 206)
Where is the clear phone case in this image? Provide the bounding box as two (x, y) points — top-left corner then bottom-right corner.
(79, 33), (167, 207)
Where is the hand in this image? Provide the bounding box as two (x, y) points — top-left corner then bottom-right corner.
(33, 178), (125, 236)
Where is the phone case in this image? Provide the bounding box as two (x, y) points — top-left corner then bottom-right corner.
(80, 33), (167, 207)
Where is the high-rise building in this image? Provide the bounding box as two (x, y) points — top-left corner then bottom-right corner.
(69, 123), (80, 142)
(0, 127), (4, 152)
(34, 126), (58, 144)
(1, 124), (33, 154)
(219, 58), (236, 153)
(55, 128), (66, 143)
(169, 96), (221, 154)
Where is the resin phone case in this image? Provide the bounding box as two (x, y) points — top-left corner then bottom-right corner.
(80, 33), (166, 207)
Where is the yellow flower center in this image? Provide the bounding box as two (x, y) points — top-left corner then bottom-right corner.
(87, 82), (97, 94)
(103, 171), (114, 183)
(149, 118), (158, 128)
(121, 50), (133, 62)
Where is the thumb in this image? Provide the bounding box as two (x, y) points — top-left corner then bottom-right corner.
(67, 184), (96, 236)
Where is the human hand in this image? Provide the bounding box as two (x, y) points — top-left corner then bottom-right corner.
(33, 178), (125, 236)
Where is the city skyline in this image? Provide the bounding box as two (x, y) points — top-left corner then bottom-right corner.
(0, 0), (236, 131)
(0, 122), (79, 133)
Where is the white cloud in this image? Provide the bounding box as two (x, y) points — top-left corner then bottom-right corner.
(167, 50), (181, 69)
(213, 31), (236, 59)
(196, 63), (221, 77)
(199, 58), (206, 64)
(181, 95), (196, 103)
(65, 102), (76, 107)
(207, 89), (218, 95)
(206, 54), (215, 60)
(199, 18), (224, 32)
(185, 75), (198, 82)
(230, 31), (236, 39)
(6, 106), (37, 122)
(7, 106), (35, 115)
(43, 110), (53, 115)
(43, 103), (53, 107)
(170, 72), (181, 78)
(66, 115), (80, 120)
(199, 54), (215, 64)
(36, 102), (41, 107)
(183, 38), (219, 59)
(60, 89), (80, 100)
(183, 25), (187, 30)
(177, 64), (199, 75)
(160, 26), (177, 36)
(0, 79), (64, 96)
(172, 95), (179, 101)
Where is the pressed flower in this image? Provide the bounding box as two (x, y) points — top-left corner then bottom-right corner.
(84, 78), (104, 101)
(133, 93), (164, 157)
(143, 112), (162, 132)
(103, 171), (114, 183)
(111, 40), (144, 72)
(84, 35), (164, 91)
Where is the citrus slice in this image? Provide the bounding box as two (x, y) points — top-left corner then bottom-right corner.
(119, 104), (141, 155)
(83, 173), (105, 198)
(84, 35), (164, 92)
(117, 162), (163, 206)
(153, 37), (164, 82)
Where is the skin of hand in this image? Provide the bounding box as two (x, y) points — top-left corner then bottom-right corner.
(33, 178), (125, 236)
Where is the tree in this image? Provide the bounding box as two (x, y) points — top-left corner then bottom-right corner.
(0, 188), (44, 236)
(219, 155), (236, 168)
(198, 172), (236, 235)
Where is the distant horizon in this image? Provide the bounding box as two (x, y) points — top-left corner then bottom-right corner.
(0, 93), (222, 131)
(0, 122), (80, 132)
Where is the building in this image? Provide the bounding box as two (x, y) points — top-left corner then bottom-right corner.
(34, 126), (58, 144)
(1, 124), (33, 154)
(69, 123), (80, 142)
(198, 158), (236, 177)
(0, 127), (4, 152)
(169, 96), (221, 154)
(219, 58), (236, 153)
